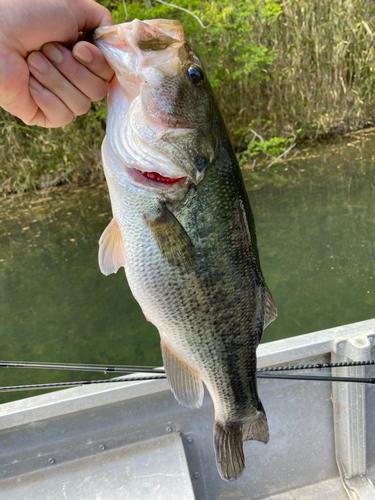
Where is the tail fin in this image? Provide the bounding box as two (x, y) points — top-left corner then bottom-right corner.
(214, 411), (269, 482)
(214, 422), (245, 482)
(242, 411), (269, 444)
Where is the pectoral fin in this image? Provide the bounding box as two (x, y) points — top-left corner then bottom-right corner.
(146, 205), (196, 268)
(161, 341), (204, 409)
(98, 218), (126, 275)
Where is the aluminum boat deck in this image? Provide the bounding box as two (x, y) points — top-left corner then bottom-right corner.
(1, 319), (375, 499)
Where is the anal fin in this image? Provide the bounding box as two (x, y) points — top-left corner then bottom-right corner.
(98, 218), (126, 275)
(161, 342), (203, 409)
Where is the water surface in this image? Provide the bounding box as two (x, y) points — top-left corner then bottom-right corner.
(1, 131), (375, 403)
(250, 132), (375, 341)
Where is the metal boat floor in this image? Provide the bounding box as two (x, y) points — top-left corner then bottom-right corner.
(1, 318), (375, 499)
(1, 432), (194, 500)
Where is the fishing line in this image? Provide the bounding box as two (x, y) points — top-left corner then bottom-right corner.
(122, 0), (128, 22)
(117, 0), (209, 29)
(0, 373), (374, 393)
(153, 0), (210, 28)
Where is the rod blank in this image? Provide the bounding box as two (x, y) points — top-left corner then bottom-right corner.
(0, 373), (373, 393)
(0, 362), (164, 374)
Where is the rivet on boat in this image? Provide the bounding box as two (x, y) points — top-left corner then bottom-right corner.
(48, 458), (55, 465)
(99, 444), (106, 450)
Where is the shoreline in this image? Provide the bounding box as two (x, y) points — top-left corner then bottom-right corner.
(2, 125), (375, 200)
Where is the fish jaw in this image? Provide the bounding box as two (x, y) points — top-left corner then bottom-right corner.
(102, 135), (191, 202)
(94, 19), (185, 100)
(94, 19), (216, 190)
(102, 79), (195, 196)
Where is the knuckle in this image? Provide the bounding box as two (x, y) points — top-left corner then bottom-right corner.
(23, 108), (43, 127)
(67, 64), (81, 82)
(23, 116), (37, 126)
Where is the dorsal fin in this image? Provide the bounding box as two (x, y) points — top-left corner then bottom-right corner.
(264, 286), (277, 328)
(161, 342), (204, 409)
(98, 218), (126, 275)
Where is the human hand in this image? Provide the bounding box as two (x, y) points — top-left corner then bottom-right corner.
(0, 0), (114, 127)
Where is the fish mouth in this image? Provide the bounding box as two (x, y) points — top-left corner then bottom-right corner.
(125, 165), (189, 191)
(139, 170), (186, 185)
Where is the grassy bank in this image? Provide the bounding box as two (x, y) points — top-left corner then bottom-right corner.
(1, 0), (375, 195)
(0, 103), (106, 195)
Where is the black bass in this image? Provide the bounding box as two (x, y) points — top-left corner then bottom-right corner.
(94, 19), (277, 482)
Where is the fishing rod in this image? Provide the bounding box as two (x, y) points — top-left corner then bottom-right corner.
(0, 361), (165, 374)
(257, 374), (375, 383)
(1, 359), (375, 374)
(0, 376), (167, 392)
(257, 359), (375, 371)
(0, 359), (374, 393)
(0, 373), (374, 392)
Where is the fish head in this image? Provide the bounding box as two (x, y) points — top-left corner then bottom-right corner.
(94, 19), (217, 197)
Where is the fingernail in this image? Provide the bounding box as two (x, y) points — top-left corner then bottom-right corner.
(28, 52), (48, 73)
(42, 43), (63, 64)
(29, 76), (44, 92)
(73, 44), (93, 64)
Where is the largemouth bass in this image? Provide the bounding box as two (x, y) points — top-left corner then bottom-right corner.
(94, 19), (277, 482)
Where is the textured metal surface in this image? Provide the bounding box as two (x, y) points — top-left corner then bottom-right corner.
(264, 476), (348, 500)
(257, 318), (375, 368)
(332, 334), (375, 498)
(0, 319), (375, 499)
(1, 432), (195, 500)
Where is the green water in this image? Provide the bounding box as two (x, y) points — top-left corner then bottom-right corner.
(1, 132), (375, 403)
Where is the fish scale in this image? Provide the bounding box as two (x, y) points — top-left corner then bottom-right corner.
(94, 18), (277, 482)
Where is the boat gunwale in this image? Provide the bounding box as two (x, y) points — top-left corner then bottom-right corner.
(0, 317), (374, 431)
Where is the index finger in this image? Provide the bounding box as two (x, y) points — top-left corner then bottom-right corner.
(0, 45), (37, 123)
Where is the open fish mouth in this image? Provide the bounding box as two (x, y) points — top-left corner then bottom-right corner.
(124, 162), (191, 191)
(122, 162), (189, 191)
(139, 170), (186, 184)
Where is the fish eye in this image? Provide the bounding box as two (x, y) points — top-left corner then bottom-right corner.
(187, 65), (204, 86)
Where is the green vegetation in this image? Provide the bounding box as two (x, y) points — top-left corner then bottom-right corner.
(0, 102), (106, 195)
(2, 0), (375, 194)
